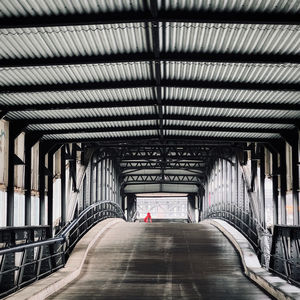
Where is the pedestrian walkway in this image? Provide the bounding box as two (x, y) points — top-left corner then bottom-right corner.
(48, 222), (271, 299)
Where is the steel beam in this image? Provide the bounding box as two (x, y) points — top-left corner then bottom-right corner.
(61, 145), (66, 226)
(13, 114), (299, 125)
(29, 124), (290, 137)
(259, 145), (266, 228)
(1, 52), (299, 69)
(2, 80), (300, 93)
(24, 133), (41, 225)
(38, 142), (47, 225)
(7, 122), (25, 226)
(278, 142), (287, 224)
(47, 150), (54, 237)
(272, 151), (279, 225)
(0, 10), (299, 28)
(4, 99), (299, 112)
(280, 130), (300, 225)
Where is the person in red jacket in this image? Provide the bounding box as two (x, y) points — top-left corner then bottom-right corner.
(144, 212), (152, 223)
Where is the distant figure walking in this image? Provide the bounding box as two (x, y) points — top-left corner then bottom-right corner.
(144, 212), (152, 223)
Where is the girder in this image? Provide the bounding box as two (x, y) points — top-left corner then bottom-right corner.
(2, 80), (300, 94)
(1, 52), (299, 68)
(4, 99), (299, 113)
(9, 114), (298, 126)
(0, 10), (299, 29)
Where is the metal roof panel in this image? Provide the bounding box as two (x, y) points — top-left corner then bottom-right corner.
(0, 0), (146, 17)
(0, 88), (154, 106)
(163, 87), (300, 105)
(0, 62), (152, 86)
(162, 61), (300, 84)
(0, 23), (150, 59)
(163, 22), (300, 55)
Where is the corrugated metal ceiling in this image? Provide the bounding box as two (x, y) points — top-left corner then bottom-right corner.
(0, 62), (153, 86)
(163, 88), (300, 105)
(161, 61), (300, 84)
(0, 0), (147, 17)
(0, 88), (154, 106)
(0, 0), (299, 194)
(162, 22), (300, 55)
(161, 0), (300, 13)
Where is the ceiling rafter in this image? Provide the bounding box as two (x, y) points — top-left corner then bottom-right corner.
(1, 52), (299, 68)
(3, 99), (299, 112)
(0, 10), (299, 28)
(3, 80), (299, 94)
(27, 124), (286, 136)
(40, 135), (278, 144)
(12, 114), (298, 125)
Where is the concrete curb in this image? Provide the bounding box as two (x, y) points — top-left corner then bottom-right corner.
(203, 219), (300, 300)
(5, 218), (125, 300)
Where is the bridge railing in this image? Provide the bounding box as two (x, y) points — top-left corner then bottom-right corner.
(203, 203), (271, 267)
(269, 225), (300, 286)
(0, 201), (125, 298)
(204, 205), (300, 287)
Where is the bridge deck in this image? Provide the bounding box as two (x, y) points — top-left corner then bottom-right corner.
(48, 222), (271, 299)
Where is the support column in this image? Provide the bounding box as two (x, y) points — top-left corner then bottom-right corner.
(279, 143), (287, 224)
(259, 145), (266, 228)
(7, 123), (15, 226)
(7, 122), (24, 226)
(47, 151), (54, 236)
(292, 132), (299, 225)
(95, 157), (99, 203)
(272, 151), (279, 224)
(39, 142), (47, 225)
(61, 145), (66, 226)
(24, 133), (40, 226)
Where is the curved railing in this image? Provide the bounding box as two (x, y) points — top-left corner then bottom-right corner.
(203, 204), (300, 287)
(0, 201), (125, 298)
(203, 203), (271, 267)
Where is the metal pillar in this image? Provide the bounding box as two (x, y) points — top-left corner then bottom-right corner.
(95, 157), (99, 202)
(279, 143), (287, 224)
(39, 143), (46, 225)
(47, 150), (54, 236)
(259, 146), (266, 228)
(61, 145), (66, 226)
(7, 122), (24, 226)
(272, 151), (279, 224)
(7, 123), (15, 226)
(24, 133), (40, 225)
(291, 132), (299, 225)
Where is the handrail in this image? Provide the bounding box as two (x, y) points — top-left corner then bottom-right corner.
(0, 200), (125, 298)
(203, 203), (272, 268)
(203, 204), (300, 287)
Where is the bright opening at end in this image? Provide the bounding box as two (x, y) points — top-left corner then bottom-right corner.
(136, 193), (188, 221)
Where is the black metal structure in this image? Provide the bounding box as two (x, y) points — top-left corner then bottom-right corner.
(0, 0), (300, 295)
(0, 201), (125, 298)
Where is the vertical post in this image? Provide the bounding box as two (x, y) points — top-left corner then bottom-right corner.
(228, 160), (232, 216)
(259, 145), (266, 228)
(47, 151), (54, 236)
(272, 151), (279, 224)
(7, 123), (15, 226)
(292, 132), (299, 225)
(104, 159), (107, 200)
(95, 157), (99, 202)
(90, 155), (94, 205)
(24, 134), (34, 225)
(61, 145), (66, 226)
(39, 143), (46, 225)
(279, 143), (287, 224)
